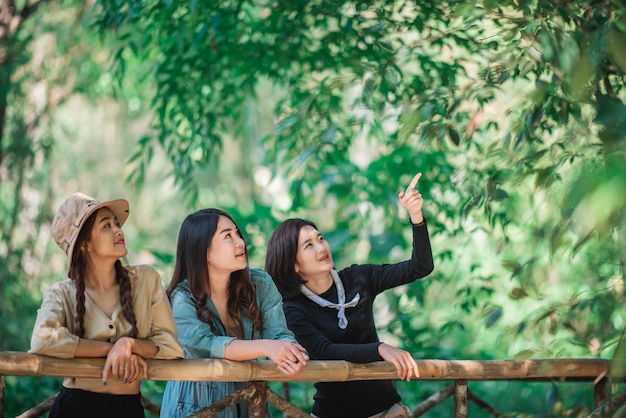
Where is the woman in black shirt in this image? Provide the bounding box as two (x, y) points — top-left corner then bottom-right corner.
(265, 172), (434, 418)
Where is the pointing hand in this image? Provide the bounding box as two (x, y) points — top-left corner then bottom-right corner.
(398, 172), (424, 224)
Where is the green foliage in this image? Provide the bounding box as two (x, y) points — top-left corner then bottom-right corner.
(0, 0), (174, 415)
(88, 0), (626, 414)
(3, 0), (626, 415)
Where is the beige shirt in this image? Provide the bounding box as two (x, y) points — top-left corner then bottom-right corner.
(29, 264), (183, 392)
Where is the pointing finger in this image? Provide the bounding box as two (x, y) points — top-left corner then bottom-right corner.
(405, 173), (422, 195)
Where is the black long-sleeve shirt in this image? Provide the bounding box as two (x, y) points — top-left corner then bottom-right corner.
(283, 221), (434, 417)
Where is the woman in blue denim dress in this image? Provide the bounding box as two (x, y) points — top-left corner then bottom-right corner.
(160, 208), (309, 418)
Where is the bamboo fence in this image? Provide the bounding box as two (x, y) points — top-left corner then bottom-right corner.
(1, 352), (625, 417)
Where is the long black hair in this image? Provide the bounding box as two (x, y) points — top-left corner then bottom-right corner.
(166, 208), (263, 336)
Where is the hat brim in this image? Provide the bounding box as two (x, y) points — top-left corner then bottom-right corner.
(66, 198), (130, 266)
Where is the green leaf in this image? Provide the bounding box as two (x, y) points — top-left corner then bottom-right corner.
(510, 288), (529, 299)
(485, 306), (503, 328)
(609, 28), (626, 73)
(273, 115), (298, 135)
(448, 127), (460, 146)
(502, 260), (522, 273)
(513, 349), (536, 360)
(492, 189), (509, 201)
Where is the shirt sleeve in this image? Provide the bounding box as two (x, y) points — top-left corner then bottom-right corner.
(368, 220), (434, 295)
(283, 302), (382, 363)
(252, 269), (298, 343)
(29, 282), (79, 359)
(169, 286), (236, 359)
(140, 267), (184, 359)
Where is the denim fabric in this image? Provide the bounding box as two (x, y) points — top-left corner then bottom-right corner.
(161, 268), (296, 418)
(161, 381), (249, 418)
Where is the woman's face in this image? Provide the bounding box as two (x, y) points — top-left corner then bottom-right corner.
(85, 207), (128, 262)
(294, 225), (334, 279)
(207, 215), (248, 274)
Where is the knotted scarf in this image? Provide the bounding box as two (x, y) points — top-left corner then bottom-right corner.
(300, 269), (360, 329)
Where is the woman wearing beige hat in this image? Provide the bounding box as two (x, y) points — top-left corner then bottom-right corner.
(29, 192), (183, 418)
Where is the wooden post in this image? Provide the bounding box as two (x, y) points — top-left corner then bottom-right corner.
(1, 374), (4, 418)
(589, 389), (626, 417)
(15, 394), (57, 418)
(267, 389), (310, 418)
(411, 384), (454, 417)
(281, 382), (291, 418)
(282, 381), (290, 402)
(248, 382), (267, 418)
(594, 376), (607, 407)
(140, 395), (160, 417)
(190, 384), (256, 417)
(454, 380), (468, 418)
(467, 389), (503, 417)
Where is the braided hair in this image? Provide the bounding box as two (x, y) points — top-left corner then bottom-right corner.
(68, 209), (138, 338)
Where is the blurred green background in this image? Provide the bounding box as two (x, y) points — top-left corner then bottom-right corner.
(3, 0), (626, 416)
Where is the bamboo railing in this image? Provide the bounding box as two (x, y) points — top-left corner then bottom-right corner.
(1, 352), (624, 417)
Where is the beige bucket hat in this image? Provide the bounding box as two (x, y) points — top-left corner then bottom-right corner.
(51, 192), (130, 266)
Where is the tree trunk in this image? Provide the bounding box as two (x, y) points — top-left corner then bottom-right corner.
(0, 0), (16, 167)
(0, 0), (45, 167)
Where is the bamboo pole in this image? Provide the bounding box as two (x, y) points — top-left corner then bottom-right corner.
(248, 382), (266, 418)
(411, 384), (455, 417)
(16, 395), (57, 418)
(189, 383), (256, 418)
(589, 389), (626, 417)
(266, 389), (310, 418)
(454, 380), (467, 418)
(140, 395), (160, 417)
(594, 376), (607, 407)
(0, 374), (4, 418)
(467, 389), (503, 417)
(0, 352), (620, 382)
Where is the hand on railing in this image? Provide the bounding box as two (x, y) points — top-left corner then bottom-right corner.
(378, 343), (419, 381)
(266, 341), (309, 377)
(102, 339), (148, 385)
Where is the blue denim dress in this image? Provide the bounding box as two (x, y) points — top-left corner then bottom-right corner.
(160, 269), (297, 418)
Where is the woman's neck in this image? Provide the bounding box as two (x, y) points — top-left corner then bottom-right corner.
(302, 271), (334, 295)
(84, 260), (118, 292)
(208, 270), (231, 298)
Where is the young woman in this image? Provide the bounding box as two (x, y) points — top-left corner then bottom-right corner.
(265, 172), (434, 418)
(160, 208), (308, 418)
(29, 192), (183, 418)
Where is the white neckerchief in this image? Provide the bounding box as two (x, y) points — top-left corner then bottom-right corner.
(300, 269), (360, 329)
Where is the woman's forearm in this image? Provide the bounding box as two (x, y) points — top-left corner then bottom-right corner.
(75, 337), (159, 359)
(74, 338), (113, 357)
(127, 337), (160, 359)
(223, 339), (270, 361)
